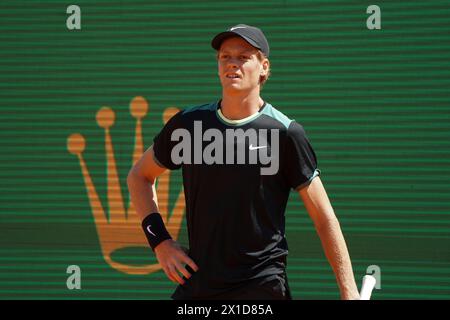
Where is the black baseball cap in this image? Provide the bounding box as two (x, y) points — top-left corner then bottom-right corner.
(211, 24), (270, 57)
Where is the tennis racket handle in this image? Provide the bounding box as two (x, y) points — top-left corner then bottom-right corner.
(359, 275), (377, 300)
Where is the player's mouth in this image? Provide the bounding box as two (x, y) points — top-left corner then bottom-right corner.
(226, 73), (241, 79)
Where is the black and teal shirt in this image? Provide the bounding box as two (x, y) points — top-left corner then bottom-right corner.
(152, 100), (321, 299)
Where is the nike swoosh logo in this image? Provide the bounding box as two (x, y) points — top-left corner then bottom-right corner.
(230, 26), (247, 31)
(249, 144), (267, 150)
(146, 225), (156, 237)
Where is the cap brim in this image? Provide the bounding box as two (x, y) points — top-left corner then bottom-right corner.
(211, 31), (262, 51)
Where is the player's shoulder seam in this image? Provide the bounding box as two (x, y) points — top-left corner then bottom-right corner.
(260, 103), (294, 130)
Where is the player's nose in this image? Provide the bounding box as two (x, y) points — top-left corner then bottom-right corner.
(225, 58), (240, 69)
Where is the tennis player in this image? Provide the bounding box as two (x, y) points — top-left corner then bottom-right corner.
(127, 24), (360, 300)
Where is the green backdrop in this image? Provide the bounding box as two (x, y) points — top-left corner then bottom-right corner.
(1, 0), (449, 299)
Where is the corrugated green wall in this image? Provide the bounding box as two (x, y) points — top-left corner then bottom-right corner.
(1, 0), (449, 299)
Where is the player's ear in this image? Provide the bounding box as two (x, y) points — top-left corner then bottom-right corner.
(260, 59), (269, 76)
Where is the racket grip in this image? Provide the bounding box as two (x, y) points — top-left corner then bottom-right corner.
(359, 275), (376, 300)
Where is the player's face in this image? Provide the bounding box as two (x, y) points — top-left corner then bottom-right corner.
(217, 37), (268, 94)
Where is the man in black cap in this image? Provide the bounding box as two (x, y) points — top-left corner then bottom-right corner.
(127, 24), (360, 300)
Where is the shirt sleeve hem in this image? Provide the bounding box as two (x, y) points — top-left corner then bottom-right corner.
(294, 169), (321, 191)
(152, 149), (169, 169)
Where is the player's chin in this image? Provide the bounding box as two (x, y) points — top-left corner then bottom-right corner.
(224, 85), (248, 94)
(222, 82), (243, 91)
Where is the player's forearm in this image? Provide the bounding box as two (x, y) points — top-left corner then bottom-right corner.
(127, 172), (160, 220)
(315, 217), (359, 299)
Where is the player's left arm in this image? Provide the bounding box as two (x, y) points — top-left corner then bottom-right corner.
(298, 176), (360, 300)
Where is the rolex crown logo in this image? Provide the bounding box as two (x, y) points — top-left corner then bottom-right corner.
(67, 96), (185, 275)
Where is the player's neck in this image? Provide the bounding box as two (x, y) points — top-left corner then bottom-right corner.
(220, 91), (264, 121)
